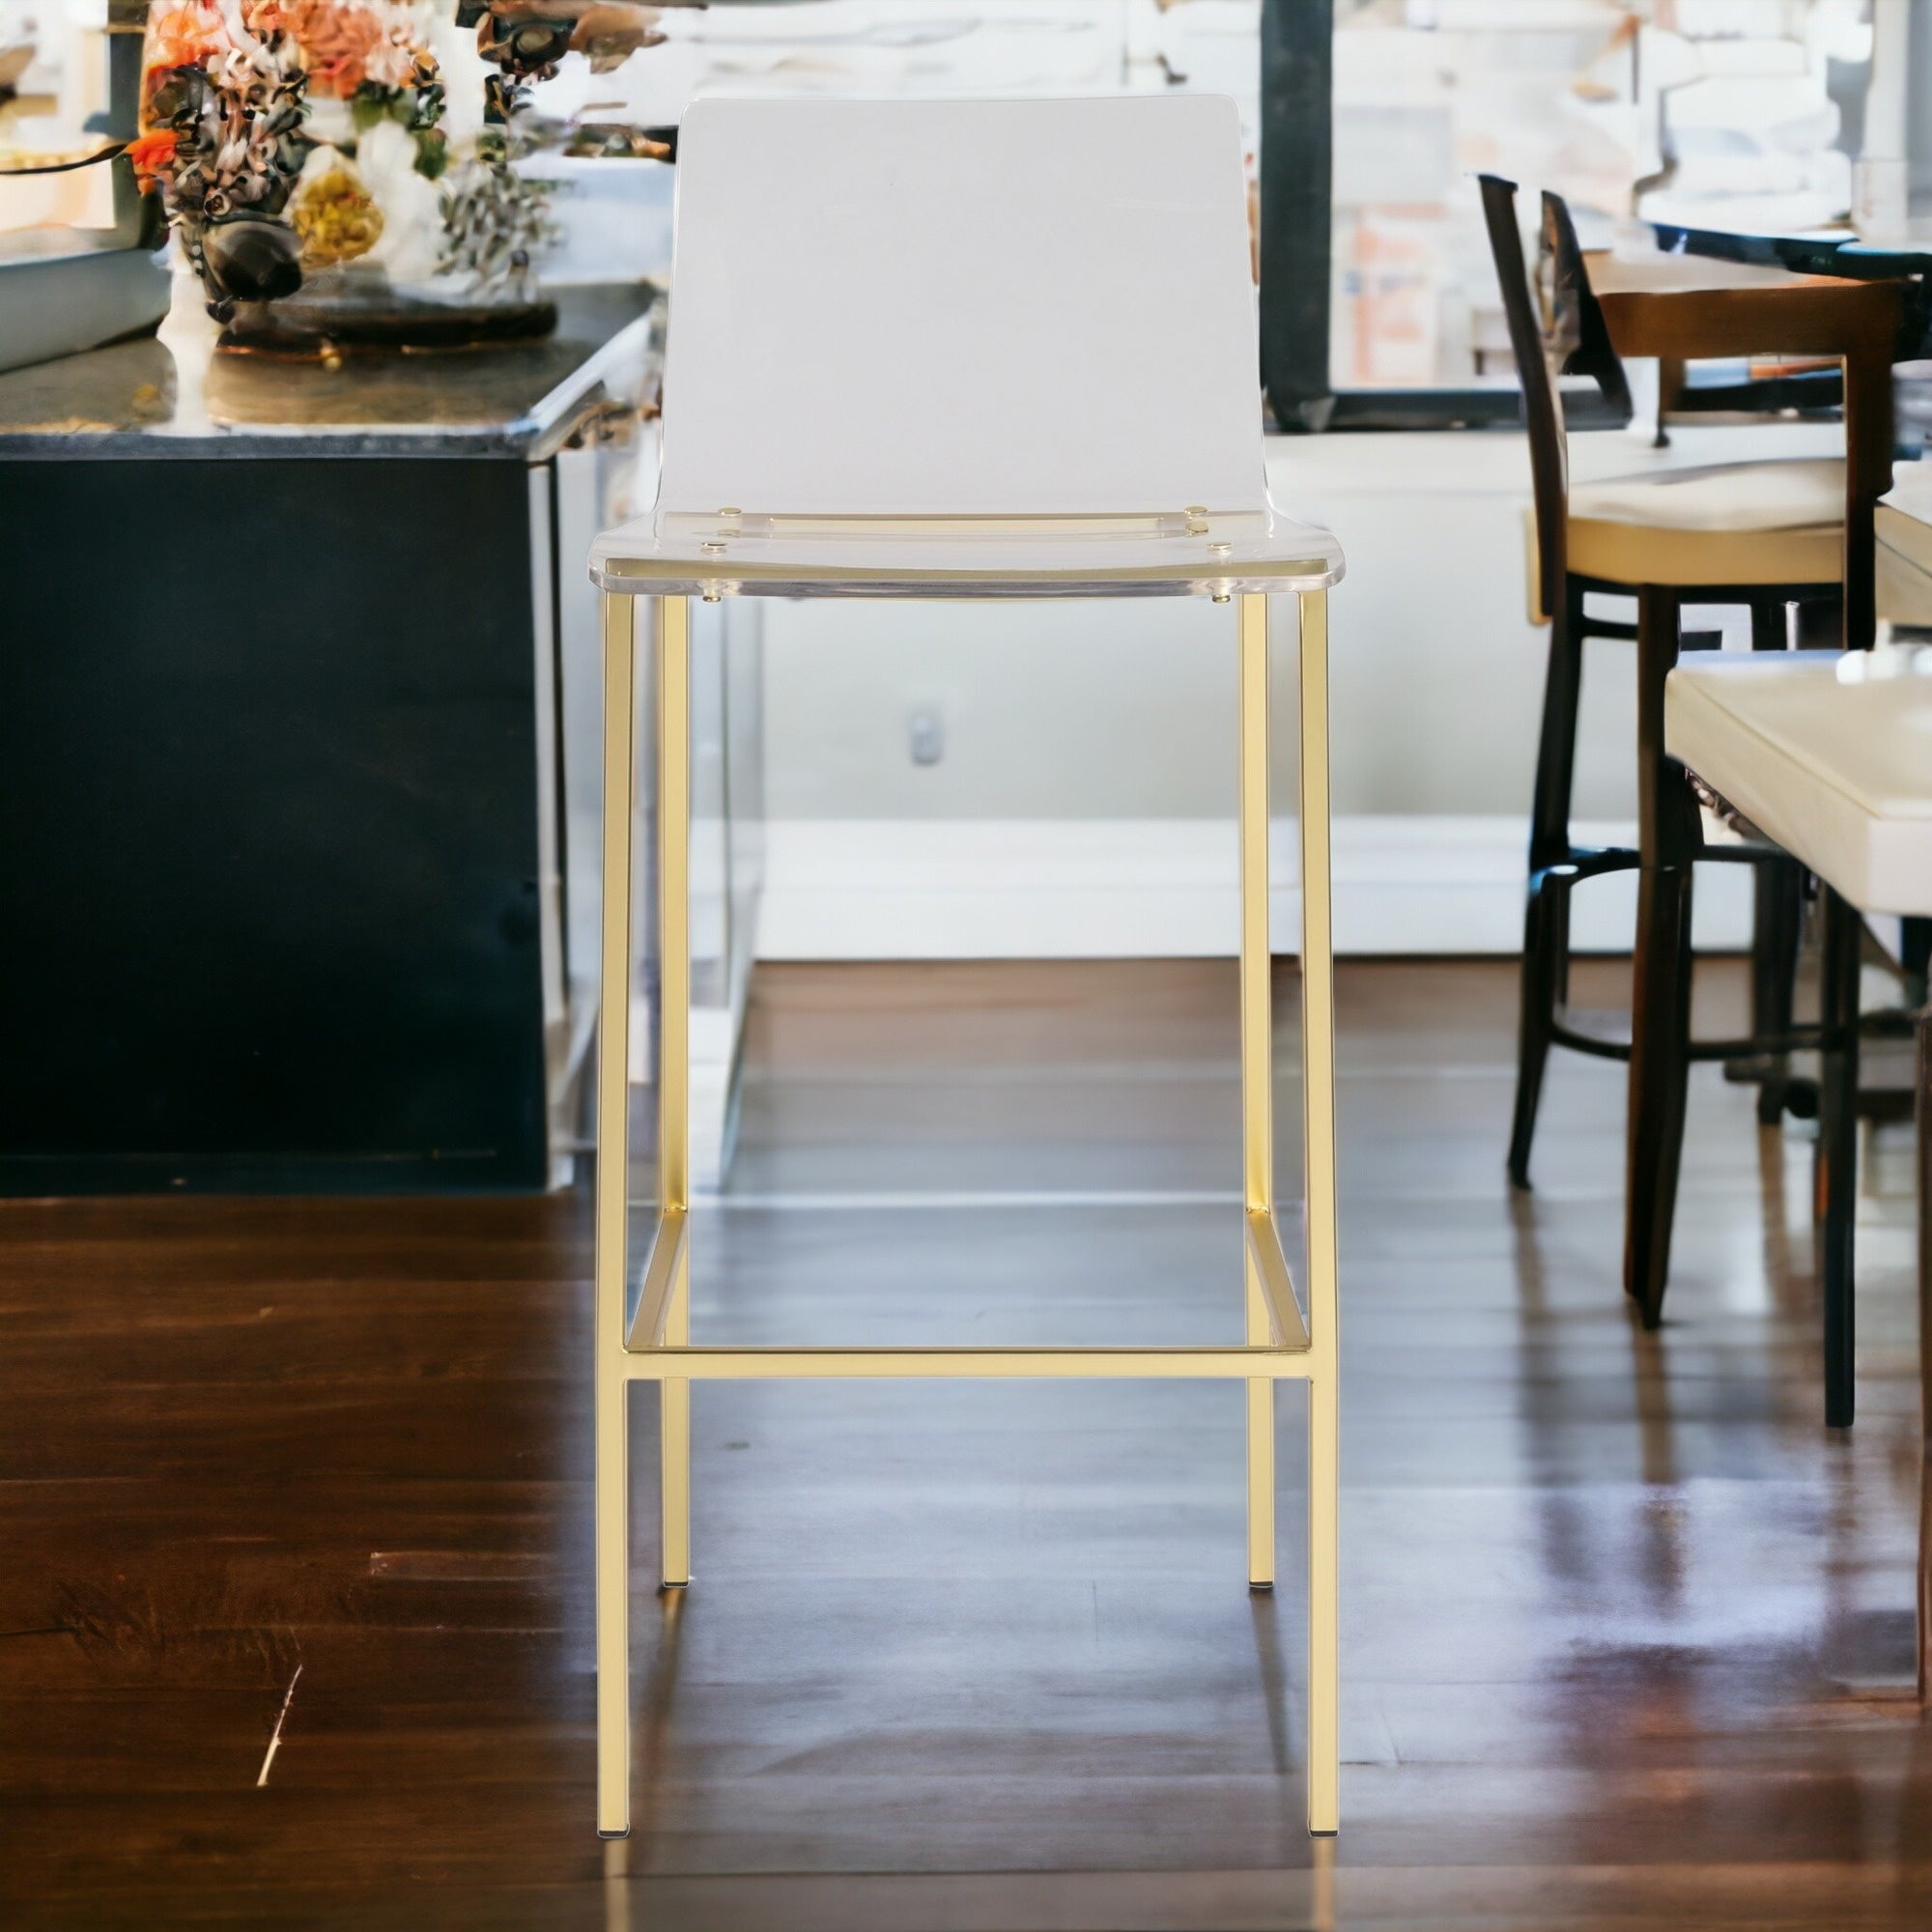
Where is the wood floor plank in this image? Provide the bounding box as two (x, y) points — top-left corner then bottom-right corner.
(2, 959), (1926, 1929)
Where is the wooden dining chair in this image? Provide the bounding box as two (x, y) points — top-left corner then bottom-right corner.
(1482, 174), (1827, 1212)
(1600, 250), (1901, 1328)
(1541, 186), (1848, 1099)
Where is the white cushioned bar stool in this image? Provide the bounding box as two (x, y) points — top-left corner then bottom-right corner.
(1664, 650), (1932, 1678)
(585, 97), (1347, 1839)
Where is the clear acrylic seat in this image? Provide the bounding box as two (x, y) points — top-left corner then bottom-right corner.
(590, 503), (1343, 600)
(589, 93), (1346, 1843)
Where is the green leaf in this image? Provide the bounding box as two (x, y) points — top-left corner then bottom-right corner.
(412, 128), (449, 181)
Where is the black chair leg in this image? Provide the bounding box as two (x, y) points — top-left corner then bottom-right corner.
(1627, 860), (1694, 1325)
(1626, 587), (1693, 1325)
(1902, 916), (1931, 1009)
(1748, 860), (1804, 1124)
(1748, 597), (1788, 656)
(1510, 882), (1558, 1190)
(1550, 870), (1572, 1009)
(1510, 580), (1587, 1188)
(1795, 590), (1843, 651)
(1817, 887), (1862, 1428)
(1741, 598), (1803, 1123)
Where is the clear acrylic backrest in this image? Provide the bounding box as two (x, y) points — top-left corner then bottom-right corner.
(657, 96), (1267, 525)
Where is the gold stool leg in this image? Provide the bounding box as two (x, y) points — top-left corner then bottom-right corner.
(1298, 588), (1341, 1836)
(657, 594), (693, 1589)
(1238, 592), (1276, 1589)
(595, 590), (639, 1837)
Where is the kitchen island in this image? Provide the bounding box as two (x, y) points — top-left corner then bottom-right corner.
(0, 282), (658, 1191)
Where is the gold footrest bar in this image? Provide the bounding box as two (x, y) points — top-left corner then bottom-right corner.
(625, 1208), (690, 1350)
(622, 1343), (1313, 1380)
(1244, 1209), (1309, 1350)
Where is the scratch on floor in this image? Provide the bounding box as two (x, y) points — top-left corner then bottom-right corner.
(256, 1663), (302, 1788)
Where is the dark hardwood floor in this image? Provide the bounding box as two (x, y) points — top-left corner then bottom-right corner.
(3, 958), (1927, 1930)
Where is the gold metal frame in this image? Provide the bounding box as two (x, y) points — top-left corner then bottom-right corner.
(593, 587), (1341, 1839)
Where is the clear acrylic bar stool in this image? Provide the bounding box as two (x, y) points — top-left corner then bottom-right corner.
(588, 95), (1347, 1840)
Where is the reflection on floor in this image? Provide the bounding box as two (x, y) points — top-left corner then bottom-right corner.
(3, 960), (1927, 1930)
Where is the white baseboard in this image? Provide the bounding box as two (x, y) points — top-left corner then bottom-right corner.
(756, 816), (1755, 959)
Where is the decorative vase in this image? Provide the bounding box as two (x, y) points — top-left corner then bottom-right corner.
(155, 241), (222, 434)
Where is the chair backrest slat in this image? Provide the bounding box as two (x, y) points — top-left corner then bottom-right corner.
(1478, 173), (1569, 621)
(658, 96), (1267, 522)
(1541, 190), (1633, 424)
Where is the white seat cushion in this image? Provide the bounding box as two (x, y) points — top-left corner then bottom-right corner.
(1665, 655), (1932, 915)
(1566, 459), (1843, 588)
(1571, 458), (1844, 532)
(1878, 473), (1932, 625)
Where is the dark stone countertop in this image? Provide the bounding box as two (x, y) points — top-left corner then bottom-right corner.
(0, 280), (659, 461)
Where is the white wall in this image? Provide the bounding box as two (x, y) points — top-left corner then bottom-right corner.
(764, 420), (1840, 827)
(753, 419), (1841, 956)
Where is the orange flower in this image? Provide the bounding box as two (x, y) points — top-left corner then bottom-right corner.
(284, 0), (385, 99)
(145, 4), (232, 72)
(126, 128), (180, 186)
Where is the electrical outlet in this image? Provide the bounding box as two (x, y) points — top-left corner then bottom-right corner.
(908, 706), (945, 766)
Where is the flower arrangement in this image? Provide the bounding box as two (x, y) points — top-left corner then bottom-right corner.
(136, 2), (311, 312)
(135, 0), (674, 323)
